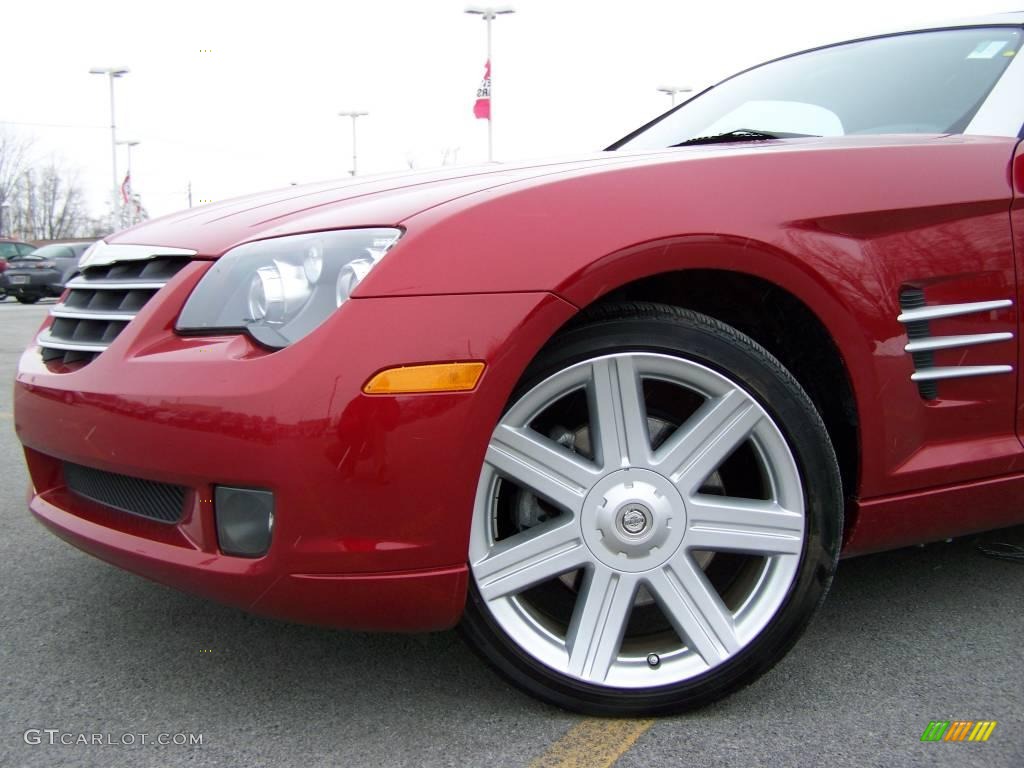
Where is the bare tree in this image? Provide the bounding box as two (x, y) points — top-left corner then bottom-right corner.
(2, 129), (114, 240)
(6, 158), (90, 240)
(9, 169), (36, 239)
(0, 129), (33, 237)
(35, 162), (88, 239)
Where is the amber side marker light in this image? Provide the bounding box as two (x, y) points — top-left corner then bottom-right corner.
(364, 362), (486, 394)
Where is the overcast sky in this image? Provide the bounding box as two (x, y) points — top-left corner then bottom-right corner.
(2, 0), (1013, 218)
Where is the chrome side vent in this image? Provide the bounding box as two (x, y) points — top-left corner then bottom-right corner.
(38, 252), (192, 368)
(896, 291), (1014, 400)
(898, 289), (936, 398)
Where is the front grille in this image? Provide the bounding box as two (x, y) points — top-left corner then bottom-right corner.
(64, 462), (186, 524)
(38, 256), (189, 367)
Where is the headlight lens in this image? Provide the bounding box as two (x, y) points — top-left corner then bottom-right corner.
(336, 258), (373, 306)
(303, 242), (324, 283)
(177, 228), (401, 348)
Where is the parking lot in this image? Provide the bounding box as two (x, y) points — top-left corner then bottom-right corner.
(1, 298), (1022, 768)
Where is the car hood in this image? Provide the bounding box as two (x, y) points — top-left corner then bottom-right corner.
(107, 135), (956, 257)
(107, 151), (684, 256)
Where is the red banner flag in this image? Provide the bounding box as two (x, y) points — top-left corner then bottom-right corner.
(474, 59), (491, 120)
(120, 171), (131, 204)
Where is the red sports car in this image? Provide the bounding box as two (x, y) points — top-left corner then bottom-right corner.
(14, 14), (1024, 714)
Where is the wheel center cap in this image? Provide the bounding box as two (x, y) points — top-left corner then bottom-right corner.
(580, 468), (688, 573)
(619, 505), (651, 536)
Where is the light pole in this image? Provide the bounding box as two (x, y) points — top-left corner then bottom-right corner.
(657, 85), (693, 107)
(338, 111), (368, 176)
(0, 201), (10, 238)
(465, 5), (515, 162)
(89, 67), (130, 218)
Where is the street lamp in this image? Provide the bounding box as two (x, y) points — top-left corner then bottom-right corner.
(465, 5), (515, 162)
(89, 67), (130, 218)
(657, 85), (693, 107)
(338, 111), (368, 176)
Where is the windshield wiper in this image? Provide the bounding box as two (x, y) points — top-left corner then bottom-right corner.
(672, 128), (819, 147)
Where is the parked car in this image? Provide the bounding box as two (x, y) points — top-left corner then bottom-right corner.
(0, 239), (36, 301)
(0, 242), (94, 304)
(14, 13), (1024, 715)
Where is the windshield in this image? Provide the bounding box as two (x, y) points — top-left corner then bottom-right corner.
(616, 27), (1021, 150)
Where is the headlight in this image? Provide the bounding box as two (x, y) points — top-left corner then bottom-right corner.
(177, 228), (401, 348)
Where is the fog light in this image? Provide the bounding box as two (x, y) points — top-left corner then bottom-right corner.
(215, 486), (274, 557)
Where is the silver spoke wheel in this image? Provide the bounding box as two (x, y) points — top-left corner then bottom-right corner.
(469, 352), (806, 689)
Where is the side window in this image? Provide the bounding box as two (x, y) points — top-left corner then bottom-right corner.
(17, 244), (34, 256)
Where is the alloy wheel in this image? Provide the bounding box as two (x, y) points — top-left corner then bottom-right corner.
(468, 352), (806, 689)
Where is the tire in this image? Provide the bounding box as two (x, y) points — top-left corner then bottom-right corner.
(17, 296), (40, 304)
(460, 302), (843, 715)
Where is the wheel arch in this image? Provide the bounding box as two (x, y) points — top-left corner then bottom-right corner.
(551, 236), (869, 535)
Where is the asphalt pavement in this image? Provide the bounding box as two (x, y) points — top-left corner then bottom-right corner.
(1, 298), (1022, 767)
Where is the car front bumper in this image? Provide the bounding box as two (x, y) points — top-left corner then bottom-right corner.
(14, 262), (575, 630)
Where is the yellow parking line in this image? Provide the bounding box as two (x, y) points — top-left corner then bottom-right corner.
(529, 718), (655, 768)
